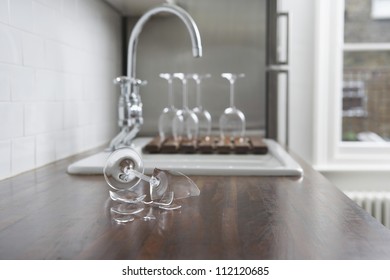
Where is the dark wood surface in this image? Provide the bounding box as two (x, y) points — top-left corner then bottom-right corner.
(1, 147), (390, 260)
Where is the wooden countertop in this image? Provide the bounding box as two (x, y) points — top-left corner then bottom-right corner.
(1, 148), (390, 260)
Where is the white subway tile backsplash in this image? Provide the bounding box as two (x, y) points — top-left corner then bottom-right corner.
(0, 0), (9, 24)
(64, 101), (90, 129)
(61, 0), (77, 19)
(0, 64), (11, 101)
(35, 0), (61, 10)
(0, 102), (24, 140)
(77, 0), (102, 22)
(0, 24), (23, 64)
(57, 15), (78, 46)
(11, 136), (35, 176)
(9, 65), (36, 101)
(22, 32), (45, 68)
(35, 69), (64, 101)
(36, 132), (56, 167)
(55, 127), (85, 160)
(0, 0), (121, 180)
(24, 101), (63, 135)
(99, 122), (117, 145)
(78, 102), (92, 126)
(62, 46), (84, 75)
(0, 140), (11, 179)
(45, 42), (85, 75)
(84, 73), (117, 101)
(44, 40), (64, 71)
(83, 123), (110, 150)
(91, 99), (115, 124)
(9, 0), (34, 32)
(63, 73), (83, 100)
(0, 77), (9, 101)
(33, 1), (58, 39)
(63, 101), (79, 129)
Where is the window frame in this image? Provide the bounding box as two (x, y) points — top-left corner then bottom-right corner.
(313, 0), (390, 171)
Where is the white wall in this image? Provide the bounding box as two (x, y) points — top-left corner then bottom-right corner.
(0, 0), (122, 180)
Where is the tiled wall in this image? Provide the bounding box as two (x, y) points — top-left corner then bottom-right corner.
(0, 0), (122, 180)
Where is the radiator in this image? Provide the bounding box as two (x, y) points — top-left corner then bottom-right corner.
(345, 191), (390, 228)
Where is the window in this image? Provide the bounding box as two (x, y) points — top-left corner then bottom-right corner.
(313, 0), (390, 170)
(342, 0), (390, 142)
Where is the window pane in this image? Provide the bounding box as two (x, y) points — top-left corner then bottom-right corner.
(342, 51), (390, 141)
(342, 0), (390, 142)
(345, 0), (390, 43)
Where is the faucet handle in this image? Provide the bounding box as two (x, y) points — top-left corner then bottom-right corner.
(113, 76), (131, 85)
(113, 76), (147, 86)
(113, 76), (131, 97)
(113, 76), (147, 96)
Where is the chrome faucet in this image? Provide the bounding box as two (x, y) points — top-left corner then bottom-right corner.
(108, 3), (203, 151)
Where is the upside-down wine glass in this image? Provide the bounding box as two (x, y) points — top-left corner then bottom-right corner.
(158, 73), (177, 141)
(219, 73), (246, 141)
(190, 73), (212, 139)
(172, 73), (199, 141)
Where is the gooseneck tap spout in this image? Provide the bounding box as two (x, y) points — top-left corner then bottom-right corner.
(127, 3), (203, 80)
(107, 3), (202, 151)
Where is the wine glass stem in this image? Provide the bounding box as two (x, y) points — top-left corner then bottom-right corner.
(125, 168), (160, 187)
(168, 80), (174, 109)
(183, 79), (189, 109)
(196, 81), (202, 108)
(230, 81), (235, 108)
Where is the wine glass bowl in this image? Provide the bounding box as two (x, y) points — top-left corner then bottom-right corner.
(158, 73), (178, 140)
(159, 108), (177, 140)
(219, 106), (246, 139)
(190, 73), (212, 139)
(172, 73), (199, 141)
(219, 73), (246, 140)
